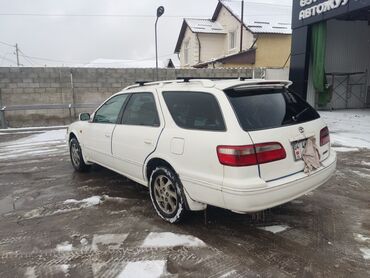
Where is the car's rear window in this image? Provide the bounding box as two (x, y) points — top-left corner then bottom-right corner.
(225, 88), (320, 131)
(163, 91), (226, 131)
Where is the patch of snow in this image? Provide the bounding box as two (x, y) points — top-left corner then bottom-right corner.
(359, 248), (370, 260)
(354, 233), (370, 242)
(80, 238), (88, 246)
(24, 267), (36, 278)
(141, 232), (206, 248)
(91, 234), (129, 251)
(332, 147), (359, 153)
(320, 110), (370, 149)
(361, 161), (370, 167)
(56, 242), (73, 252)
(60, 264), (70, 275)
(23, 207), (44, 218)
(352, 170), (370, 179)
(102, 195), (129, 203)
(117, 260), (167, 278)
(64, 196), (102, 207)
(6, 129), (66, 145)
(220, 270), (237, 277)
(258, 225), (290, 234)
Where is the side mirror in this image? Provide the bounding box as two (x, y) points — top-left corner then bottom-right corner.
(79, 113), (90, 121)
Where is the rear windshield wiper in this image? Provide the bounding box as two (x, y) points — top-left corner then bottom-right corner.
(292, 107), (310, 122)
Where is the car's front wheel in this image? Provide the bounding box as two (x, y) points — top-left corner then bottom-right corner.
(69, 137), (90, 172)
(149, 167), (186, 223)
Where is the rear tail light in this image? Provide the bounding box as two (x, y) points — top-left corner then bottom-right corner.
(320, 126), (330, 146)
(217, 142), (286, 167)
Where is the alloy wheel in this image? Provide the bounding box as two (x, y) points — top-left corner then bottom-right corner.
(153, 175), (178, 214)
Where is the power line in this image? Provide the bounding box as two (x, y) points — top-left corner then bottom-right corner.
(0, 53), (17, 65)
(18, 50), (36, 66)
(0, 40), (15, 48)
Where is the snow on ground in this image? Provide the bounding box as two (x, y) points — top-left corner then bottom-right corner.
(320, 110), (370, 149)
(332, 147), (359, 153)
(220, 270), (238, 278)
(56, 242), (73, 252)
(141, 232), (206, 248)
(359, 248), (370, 260)
(63, 196), (102, 207)
(354, 233), (370, 242)
(0, 129), (67, 160)
(91, 234), (129, 251)
(352, 170), (370, 179)
(10, 129), (66, 145)
(258, 225), (290, 234)
(116, 260), (167, 278)
(25, 265), (70, 278)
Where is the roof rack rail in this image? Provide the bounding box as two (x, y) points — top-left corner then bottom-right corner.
(176, 76), (251, 82)
(125, 77), (251, 90)
(135, 80), (153, 86)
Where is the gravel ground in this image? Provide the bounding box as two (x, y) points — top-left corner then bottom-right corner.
(0, 130), (369, 277)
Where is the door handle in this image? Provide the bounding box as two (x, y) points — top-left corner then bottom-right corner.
(105, 134), (111, 138)
(144, 140), (153, 145)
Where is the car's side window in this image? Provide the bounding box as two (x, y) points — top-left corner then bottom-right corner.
(93, 94), (128, 124)
(121, 93), (160, 127)
(163, 91), (226, 131)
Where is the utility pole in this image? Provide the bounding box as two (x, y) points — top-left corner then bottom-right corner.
(240, 0), (244, 52)
(155, 6), (165, 81)
(15, 43), (20, 67)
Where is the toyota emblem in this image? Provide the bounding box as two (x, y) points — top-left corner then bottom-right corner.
(299, 127), (304, 134)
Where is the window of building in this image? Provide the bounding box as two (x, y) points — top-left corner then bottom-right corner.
(163, 91), (226, 131)
(229, 31), (236, 50)
(121, 93), (160, 127)
(184, 40), (190, 65)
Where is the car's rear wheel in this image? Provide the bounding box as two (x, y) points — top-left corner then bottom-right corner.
(149, 167), (186, 223)
(69, 137), (90, 172)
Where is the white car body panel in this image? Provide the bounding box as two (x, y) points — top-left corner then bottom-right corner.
(67, 79), (337, 213)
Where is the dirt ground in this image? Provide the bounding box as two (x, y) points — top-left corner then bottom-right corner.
(0, 130), (369, 278)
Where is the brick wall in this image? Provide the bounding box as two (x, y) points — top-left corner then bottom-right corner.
(0, 67), (264, 128)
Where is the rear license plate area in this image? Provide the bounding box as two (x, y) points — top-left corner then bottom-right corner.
(292, 139), (307, 161)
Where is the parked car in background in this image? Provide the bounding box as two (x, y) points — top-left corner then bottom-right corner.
(67, 79), (337, 223)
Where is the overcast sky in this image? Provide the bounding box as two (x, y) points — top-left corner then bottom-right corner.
(0, 0), (292, 67)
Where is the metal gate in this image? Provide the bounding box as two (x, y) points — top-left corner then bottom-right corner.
(325, 71), (369, 109)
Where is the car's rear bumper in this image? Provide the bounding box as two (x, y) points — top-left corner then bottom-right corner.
(222, 150), (337, 213)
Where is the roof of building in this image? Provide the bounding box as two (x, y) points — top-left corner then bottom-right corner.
(193, 48), (256, 68)
(185, 18), (226, 34)
(174, 0), (292, 54)
(212, 0), (292, 35)
(174, 18), (226, 53)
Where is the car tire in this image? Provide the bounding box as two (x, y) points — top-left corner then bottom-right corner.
(69, 137), (90, 172)
(149, 167), (187, 223)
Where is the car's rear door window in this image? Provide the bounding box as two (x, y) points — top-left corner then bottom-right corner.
(121, 93), (160, 127)
(225, 88), (320, 131)
(163, 91), (226, 131)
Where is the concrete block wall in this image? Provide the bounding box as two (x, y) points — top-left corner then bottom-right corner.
(0, 67), (262, 127)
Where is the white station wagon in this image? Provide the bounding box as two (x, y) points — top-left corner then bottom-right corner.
(67, 79), (337, 223)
